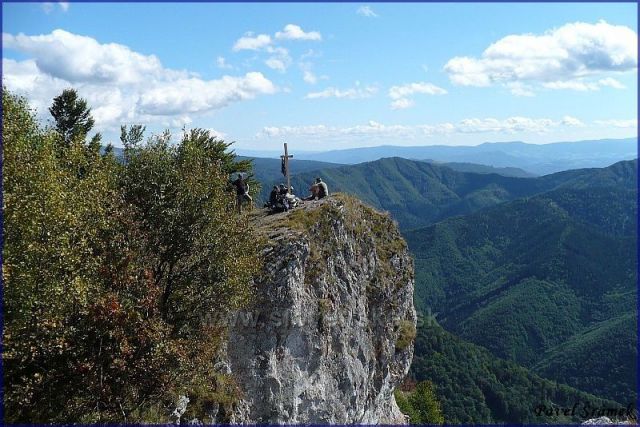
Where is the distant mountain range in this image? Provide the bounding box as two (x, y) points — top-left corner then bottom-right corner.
(248, 156), (536, 204)
(245, 138), (636, 175)
(285, 157), (635, 230)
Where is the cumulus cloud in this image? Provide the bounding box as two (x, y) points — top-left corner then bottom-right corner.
(445, 21), (637, 95)
(305, 83), (378, 99)
(3, 30), (167, 85)
(388, 82), (447, 99)
(264, 46), (291, 72)
(233, 33), (272, 51)
(275, 24), (322, 41)
(137, 72), (276, 115)
(387, 82), (447, 109)
(357, 6), (378, 18)
(264, 58), (285, 72)
(257, 116), (588, 139)
(3, 30), (277, 130)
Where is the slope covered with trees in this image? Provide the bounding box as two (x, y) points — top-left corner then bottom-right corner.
(286, 157), (635, 230)
(3, 90), (261, 423)
(410, 323), (626, 424)
(289, 157), (560, 229)
(405, 163), (637, 404)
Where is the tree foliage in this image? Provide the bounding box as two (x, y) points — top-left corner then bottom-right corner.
(48, 88), (96, 146)
(395, 380), (445, 424)
(410, 323), (625, 424)
(3, 89), (262, 423)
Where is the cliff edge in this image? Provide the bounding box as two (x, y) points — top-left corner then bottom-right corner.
(227, 194), (417, 423)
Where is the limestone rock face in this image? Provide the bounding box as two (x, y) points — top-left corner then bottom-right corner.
(226, 195), (416, 424)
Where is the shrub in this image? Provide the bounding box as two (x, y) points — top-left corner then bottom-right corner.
(396, 319), (417, 351)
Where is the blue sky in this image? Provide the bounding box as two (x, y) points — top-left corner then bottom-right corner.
(2, 2), (637, 151)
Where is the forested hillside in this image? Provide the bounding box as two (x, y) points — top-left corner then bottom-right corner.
(410, 323), (627, 424)
(405, 162), (637, 404)
(286, 157), (636, 230)
(288, 157), (559, 230)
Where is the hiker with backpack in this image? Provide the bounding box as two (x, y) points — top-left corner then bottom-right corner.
(232, 173), (252, 214)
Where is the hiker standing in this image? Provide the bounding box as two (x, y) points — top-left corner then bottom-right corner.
(232, 173), (252, 213)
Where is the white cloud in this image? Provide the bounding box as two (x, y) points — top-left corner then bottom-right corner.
(561, 116), (585, 127)
(233, 33), (272, 51)
(3, 30), (167, 85)
(594, 119), (637, 128)
(137, 72), (276, 115)
(259, 121), (414, 139)
(264, 46), (291, 72)
(265, 57), (286, 72)
(59, 2), (70, 12)
(3, 30), (277, 131)
(203, 128), (228, 140)
(305, 83), (378, 99)
(258, 116), (588, 139)
(388, 82), (447, 99)
(275, 24), (322, 41)
(598, 77), (626, 89)
(357, 6), (378, 18)
(457, 117), (559, 134)
(390, 98), (414, 110)
(303, 70), (318, 84)
(445, 21), (637, 95)
(388, 82), (446, 109)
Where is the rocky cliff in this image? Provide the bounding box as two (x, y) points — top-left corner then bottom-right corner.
(226, 194), (416, 424)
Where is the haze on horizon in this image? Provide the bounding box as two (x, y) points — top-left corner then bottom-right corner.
(2, 2), (637, 151)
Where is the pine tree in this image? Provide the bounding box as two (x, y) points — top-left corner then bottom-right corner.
(49, 88), (95, 146)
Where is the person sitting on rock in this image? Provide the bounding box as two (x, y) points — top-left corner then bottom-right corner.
(315, 177), (329, 199)
(303, 182), (319, 201)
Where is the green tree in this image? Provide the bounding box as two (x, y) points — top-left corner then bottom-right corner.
(396, 381), (445, 424)
(49, 88), (95, 146)
(4, 89), (262, 423)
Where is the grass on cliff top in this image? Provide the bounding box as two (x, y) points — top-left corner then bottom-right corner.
(284, 193), (411, 288)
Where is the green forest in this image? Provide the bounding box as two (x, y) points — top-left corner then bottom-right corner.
(3, 89), (261, 423)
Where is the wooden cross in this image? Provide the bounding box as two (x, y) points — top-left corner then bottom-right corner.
(281, 143), (293, 192)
